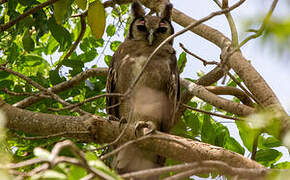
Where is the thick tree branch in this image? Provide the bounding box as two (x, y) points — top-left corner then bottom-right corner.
(0, 98), (264, 170)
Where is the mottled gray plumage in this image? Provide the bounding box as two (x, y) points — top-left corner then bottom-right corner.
(106, 2), (180, 179)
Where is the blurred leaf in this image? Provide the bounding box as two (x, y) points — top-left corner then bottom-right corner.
(272, 162), (290, 169)
(88, 0), (106, 39)
(177, 52), (187, 73)
(256, 149), (282, 167)
(67, 165), (87, 180)
(33, 147), (50, 160)
(0, 71), (10, 79)
(53, 0), (69, 24)
(74, 0), (87, 10)
(32, 170), (67, 179)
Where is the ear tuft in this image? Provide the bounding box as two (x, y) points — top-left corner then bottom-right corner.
(161, 3), (173, 21)
(131, 1), (145, 18)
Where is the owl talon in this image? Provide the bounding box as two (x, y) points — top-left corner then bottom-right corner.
(119, 117), (127, 129)
(135, 121), (156, 137)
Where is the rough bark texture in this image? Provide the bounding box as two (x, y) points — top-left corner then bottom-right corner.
(0, 98), (264, 169)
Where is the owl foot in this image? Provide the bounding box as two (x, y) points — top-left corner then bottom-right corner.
(135, 121), (156, 137)
(119, 117), (127, 129)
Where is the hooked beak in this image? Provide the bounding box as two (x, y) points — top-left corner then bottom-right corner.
(148, 29), (154, 45)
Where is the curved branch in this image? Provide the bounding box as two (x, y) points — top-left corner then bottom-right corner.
(205, 86), (255, 107)
(0, 98), (263, 169)
(181, 79), (255, 116)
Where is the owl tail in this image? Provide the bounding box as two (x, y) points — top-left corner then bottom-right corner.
(113, 145), (162, 180)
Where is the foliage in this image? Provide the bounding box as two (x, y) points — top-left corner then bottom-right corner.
(0, 0), (289, 179)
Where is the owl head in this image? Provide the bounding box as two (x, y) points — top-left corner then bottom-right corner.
(128, 2), (174, 46)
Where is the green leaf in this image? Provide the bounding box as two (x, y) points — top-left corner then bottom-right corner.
(31, 170), (67, 180)
(184, 111), (200, 136)
(215, 124), (230, 147)
(104, 55), (112, 66)
(67, 165), (87, 180)
(49, 70), (65, 85)
(88, 0), (106, 39)
(74, 0), (87, 10)
(0, 71), (10, 79)
(258, 136), (281, 149)
(79, 49), (98, 63)
(48, 17), (72, 51)
(201, 115), (216, 144)
(110, 41), (121, 52)
(256, 149), (282, 167)
(53, 0), (69, 24)
(272, 162), (290, 169)
(23, 55), (46, 67)
(224, 136), (245, 155)
(106, 24), (116, 37)
(236, 121), (260, 152)
(0, 80), (14, 89)
(177, 52), (187, 73)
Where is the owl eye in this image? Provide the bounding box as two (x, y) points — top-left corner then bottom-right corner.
(137, 25), (147, 32)
(156, 27), (167, 33)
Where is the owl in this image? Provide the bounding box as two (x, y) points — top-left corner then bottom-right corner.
(106, 2), (180, 179)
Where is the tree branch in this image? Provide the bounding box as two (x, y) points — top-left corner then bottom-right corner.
(0, 0), (60, 32)
(0, 98), (264, 170)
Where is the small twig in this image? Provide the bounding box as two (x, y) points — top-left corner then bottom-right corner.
(14, 131), (90, 140)
(124, 0), (246, 99)
(1, 88), (50, 98)
(182, 104), (243, 121)
(251, 134), (260, 160)
(212, 0), (239, 47)
(239, 0), (279, 48)
(179, 43), (219, 66)
(49, 93), (123, 111)
(0, 65), (88, 114)
(0, 0), (60, 32)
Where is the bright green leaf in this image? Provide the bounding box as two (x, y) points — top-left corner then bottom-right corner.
(177, 52), (187, 73)
(106, 24), (116, 37)
(272, 162), (290, 169)
(110, 41), (121, 52)
(224, 136), (245, 155)
(104, 55), (112, 66)
(256, 149), (282, 167)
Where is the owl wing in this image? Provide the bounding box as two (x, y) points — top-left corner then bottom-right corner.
(106, 52), (119, 119)
(162, 49), (180, 132)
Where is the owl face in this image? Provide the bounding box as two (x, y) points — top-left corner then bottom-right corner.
(129, 2), (174, 46)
